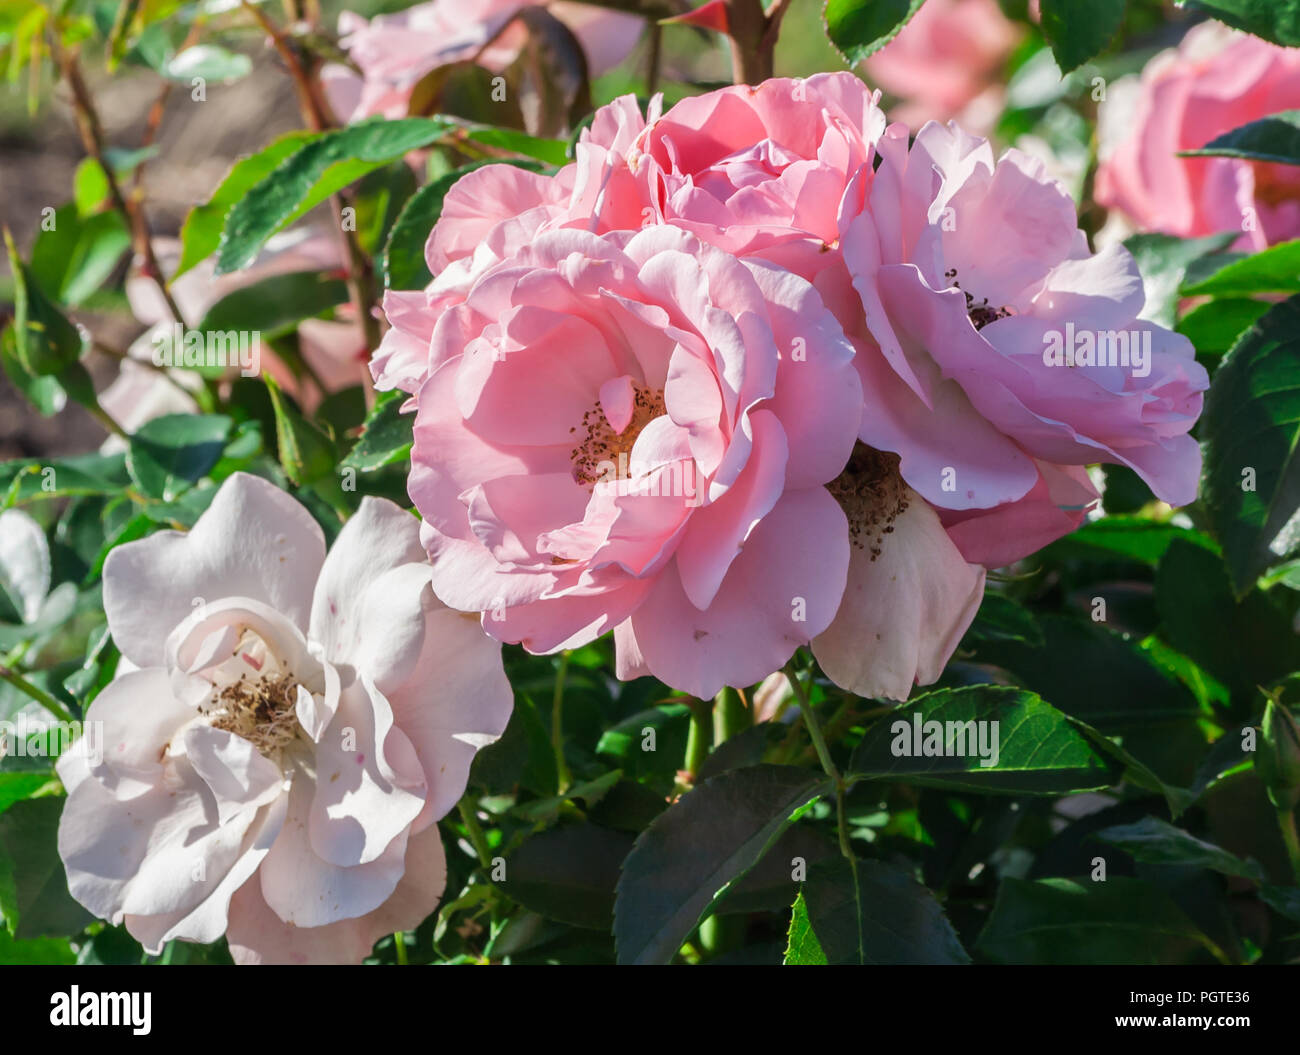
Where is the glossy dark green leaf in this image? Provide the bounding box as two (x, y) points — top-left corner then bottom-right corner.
(0, 454), (129, 504)
(977, 877), (1222, 964)
(0, 797), (92, 940)
(1180, 0), (1300, 47)
(1177, 297), (1269, 357)
(1039, 0), (1126, 73)
(176, 130), (316, 280)
(962, 592), (1044, 647)
(216, 118), (455, 274)
(1200, 296), (1300, 593)
(126, 413), (233, 501)
(1124, 232), (1237, 328)
(1182, 240), (1300, 297)
(341, 389), (414, 472)
(1094, 816), (1264, 882)
(800, 857), (969, 964)
(823, 0), (927, 64)
(847, 685), (1120, 795)
(502, 822), (635, 930)
(613, 764), (830, 964)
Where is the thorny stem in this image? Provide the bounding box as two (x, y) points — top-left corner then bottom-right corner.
(551, 650), (573, 792)
(723, 0), (790, 84)
(0, 665), (75, 724)
(51, 40), (185, 324)
(645, 21), (662, 96)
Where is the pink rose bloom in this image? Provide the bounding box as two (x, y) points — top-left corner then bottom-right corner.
(406, 225), (864, 699)
(840, 121), (1207, 567)
(862, 0), (1022, 132)
(56, 473), (512, 964)
(381, 81), (992, 699)
(1096, 22), (1300, 249)
(374, 74), (886, 394)
(323, 0), (643, 123)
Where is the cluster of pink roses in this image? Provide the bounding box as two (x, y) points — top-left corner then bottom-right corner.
(379, 73), (1207, 702)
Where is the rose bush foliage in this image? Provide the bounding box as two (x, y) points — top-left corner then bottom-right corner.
(3, 0), (1300, 966)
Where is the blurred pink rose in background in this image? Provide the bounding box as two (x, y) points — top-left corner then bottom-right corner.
(104, 229), (368, 436)
(861, 0), (1023, 133)
(1096, 22), (1300, 249)
(323, 0), (644, 123)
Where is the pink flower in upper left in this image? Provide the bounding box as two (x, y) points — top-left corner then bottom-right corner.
(56, 472), (512, 964)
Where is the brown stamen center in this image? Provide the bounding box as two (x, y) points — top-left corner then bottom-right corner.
(569, 383), (665, 488)
(203, 673), (301, 758)
(945, 268), (1014, 330)
(828, 444), (909, 561)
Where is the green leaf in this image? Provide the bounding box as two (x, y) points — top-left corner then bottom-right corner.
(382, 160), (543, 290)
(265, 377), (337, 487)
(1, 325), (66, 416)
(0, 453), (129, 504)
(1125, 232), (1237, 328)
(176, 130), (317, 281)
(1177, 297), (1269, 357)
(962, 592), (1044, 647)
(0, 772), (56, 817)
(31, 205), (131, 306)
(0, 798), (92, 940)
(1180, 0), (1300, 48)
(1038, 0), (1126, 74)
(501, 822), (635, 930)
(1182, 240), (1300, 297)
(613, 764), (830, 964)
(216, 117), (455, 275)
(340, 388), (413, 472)
(162, 43), (251, 83)
(783, 891), (827, 965)
(126, 413), (233, 501)
(823, 0), (927, 64)
(976, 877), (1223, 964)
(847, 685), (1120, 795)
(353, 162), (417, 258)
(73, 158), (111, 216)
(800, 857), (969, 964)
(464, 127), (568, 166)
(1046, 516), (1219, 565)
(0, 929), (75, 964)
(1199, 295), (1300, 594)
(469, 691), (557, 797)
(196, 270), (349, 345)
(1181, 109), (1300, 166)
(1094, 816), (1264, 882)
(4, 228), (86, 376)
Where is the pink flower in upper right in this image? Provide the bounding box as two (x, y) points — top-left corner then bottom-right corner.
(1096, 22), (1300, 249)
(842, 121), (1209, 566)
